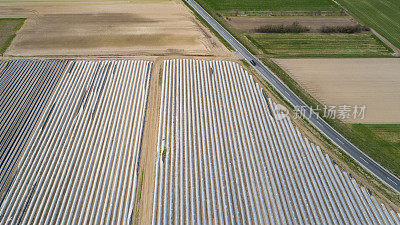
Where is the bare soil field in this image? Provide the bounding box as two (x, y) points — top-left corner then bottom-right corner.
(274, 58), (400, 124)
(227, 16), (357, 32)
(0, 0), (229, 56)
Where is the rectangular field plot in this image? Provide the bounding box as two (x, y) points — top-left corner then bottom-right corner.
(152, 59), (400, 224)
(0, 60), (152, 224)
(273, 58), (400, 123)
(247, 33), (392, 57)
(0, 1), (228, 57)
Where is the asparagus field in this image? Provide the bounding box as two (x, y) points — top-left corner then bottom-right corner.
(151, 59), (400, 224)
(0, 60), (152, 224)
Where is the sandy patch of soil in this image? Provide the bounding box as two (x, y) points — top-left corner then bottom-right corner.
(1, 1), (229, 56)
(274, 58), (400, 124)
(227, 16), (357, 32)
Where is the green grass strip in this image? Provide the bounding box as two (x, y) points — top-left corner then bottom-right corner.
(0, 18), (26, 55)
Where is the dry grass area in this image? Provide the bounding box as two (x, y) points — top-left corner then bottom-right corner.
(227, 16), (357, 32)
(0, 0), (229, 56)
(274, 58), (400, 123)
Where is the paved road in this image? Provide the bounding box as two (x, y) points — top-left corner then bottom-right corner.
(185, 0), (400, 194)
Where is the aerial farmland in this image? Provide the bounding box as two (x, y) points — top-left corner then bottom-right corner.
(151, 59), (400, 224)
(194, 0), (400, 198)
(0, 0), (400, 224)
(0, 0), (228, 57)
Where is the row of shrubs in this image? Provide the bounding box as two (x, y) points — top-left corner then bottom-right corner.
(320, 25), (370, 33)
(254, 22), (370, 34)
(254, 22), (310, 33)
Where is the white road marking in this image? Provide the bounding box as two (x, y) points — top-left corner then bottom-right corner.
(360, 157), (369, 164)
(387, 177), (397, 184)
(336, 138), (344, 145)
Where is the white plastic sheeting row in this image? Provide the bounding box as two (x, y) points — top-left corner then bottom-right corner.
(152, 59), (400, 224)
(0, 60), (152, 225)
(0, 60), (68, 198)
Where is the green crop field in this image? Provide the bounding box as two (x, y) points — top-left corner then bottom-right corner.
(367, 125), (400, 150)
(197, 0), (339, 11)
(247, 33), (393, 57)
(0, 18), (25, 55)
(335, 0), (400, 50)
(349, 124), (400, 178)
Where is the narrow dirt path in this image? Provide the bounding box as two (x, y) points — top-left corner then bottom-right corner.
(132, 59), (162, 225)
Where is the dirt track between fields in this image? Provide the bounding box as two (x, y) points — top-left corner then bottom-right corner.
(133, 58), (161, 225)
(0, 0), (229, 56)
(274, 58), (400, 124)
